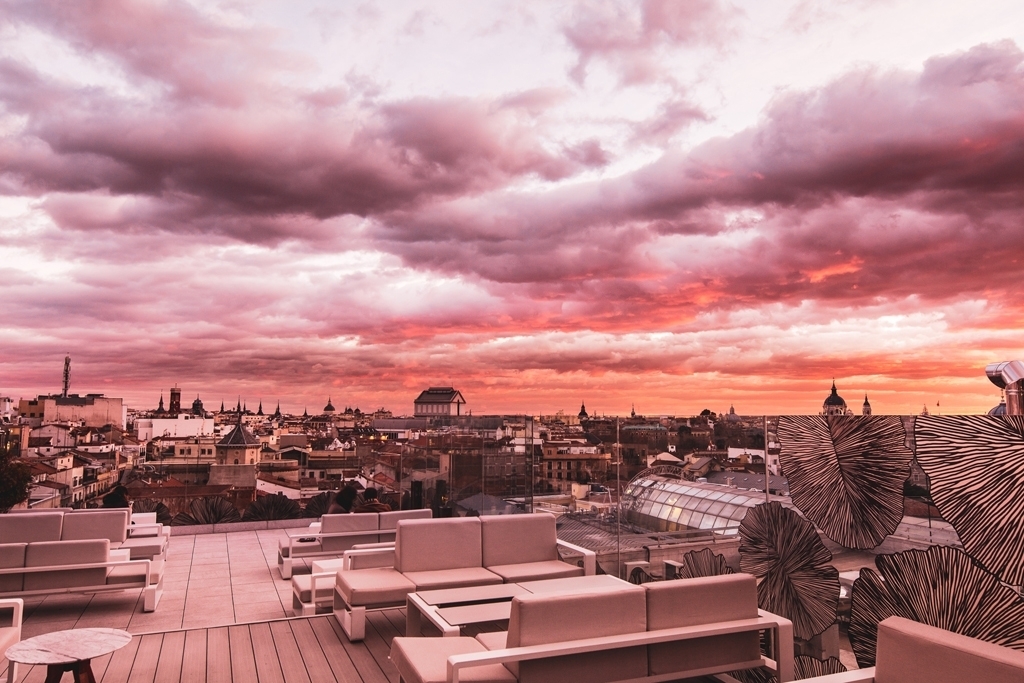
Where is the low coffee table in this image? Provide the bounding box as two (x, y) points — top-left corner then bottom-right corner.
(406, 584), (530, 637)
(5, 627), (132, 683)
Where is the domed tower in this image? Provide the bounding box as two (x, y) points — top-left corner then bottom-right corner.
(578, 401), (588, 420)
(155, 392), (166, 415)
(323, 397), (336, 414)
(862, 395), (871, 416)
(822, 381), (849, 416)
(192, 395), (204, 416)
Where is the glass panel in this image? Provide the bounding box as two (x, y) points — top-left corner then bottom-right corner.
(640, 500), (655, 515)
(658, 504), (674, 520)
(699, 514), (716, 529)
(687, 512), (703, 528)
(719, 494), (736, 503)
(676, 509), (693, 527)
(713, 516), (729, 529)
(695, 498), (714, 512)
(707, 502), (726, 516)
(667, 506), (683, 523)
(650, 503), (664, 518)
(705, 492), (724, 500)
(664, 494), (679, 507)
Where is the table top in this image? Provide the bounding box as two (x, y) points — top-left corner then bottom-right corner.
(520, 574), (631, 595)
(436, 601), (513, 626)
(6, 628), (132, 665)
(416, 583), (529, 606)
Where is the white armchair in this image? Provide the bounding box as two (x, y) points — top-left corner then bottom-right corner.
(0, 598), (24, 683)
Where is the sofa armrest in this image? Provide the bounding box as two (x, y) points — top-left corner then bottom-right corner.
(0, 559), (157, 585)
(792, 670), (875, 683)
(556, 539), (596, 575)
(0, 598), (24, 631)
(343, 546), (395, 570)
(447, 613), (795, 683)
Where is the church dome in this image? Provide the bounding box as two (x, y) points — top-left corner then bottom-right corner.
(822, 381), (851, 416)
(323, 397), (336, 413)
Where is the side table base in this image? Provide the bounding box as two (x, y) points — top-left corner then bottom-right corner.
(44, 660), (96, 683)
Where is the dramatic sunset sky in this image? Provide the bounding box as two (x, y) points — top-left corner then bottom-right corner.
(2, 0), (1022, 416)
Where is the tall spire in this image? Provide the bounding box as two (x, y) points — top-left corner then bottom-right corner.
(236, 396), (242, 413)
(273, 401), (281, 418)
(257, 401), (264, 416)
(220, 400), (225, 413)
(156, 392), (165, 414)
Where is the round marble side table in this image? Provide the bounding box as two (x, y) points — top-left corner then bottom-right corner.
(5, 627), (132, 683)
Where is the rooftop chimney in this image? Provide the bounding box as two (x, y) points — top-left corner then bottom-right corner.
(985, 361), (1024, 415)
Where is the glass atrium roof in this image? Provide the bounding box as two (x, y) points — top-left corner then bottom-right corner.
(622, 473), (771, 534)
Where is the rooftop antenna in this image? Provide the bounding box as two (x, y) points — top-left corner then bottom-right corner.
(62, 354), (71, 398)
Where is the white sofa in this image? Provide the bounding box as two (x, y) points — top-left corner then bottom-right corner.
(0, 598), (23, 683)
(0, 539), (163, 612)
(0, 510), (167, 561)
(332, 515), (595, 641)
(390, 573), (794, 683)
(277, 509), (432, 579)
(801, 616), (1024, 683)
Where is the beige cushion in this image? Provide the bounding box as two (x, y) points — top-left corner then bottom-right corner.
(321, 514), (379, 552)
(0, 543), (26, 593)
(475, 631), (508, 650)
(403, 567), (503, 591)
(645, 573), (761, 676)
(291, 574), (334, 603)
(391, 636), (516, 683)
(335, 567), (415, 607)
(62, 510), (129, 543)
(280, 540), (322, 558)
(24, 540), (109, 591)
(0, 513), (62, 544)
(487, 561), (583, 583)
(395, 518), (482, 573)
(875, 616), (1024, 683)
(481, 514), (558, 568)
(506, 585), (648, 683)
(117, 537), (166, 560)
(378, 509), (432, 542)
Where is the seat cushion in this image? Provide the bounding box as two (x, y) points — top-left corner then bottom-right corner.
(403, 567), (503, 591)
(395, 518), (482, 573)
(0, 543), (26, 593)
(107, 558), (163, 585)
(280, 540), (322, 558)
(481, 514), (558, 567)
(0, 513), (62, 544)
(62, 510), (129, 543)
(117, 537), (166, 560)
(506, 584), (648, 683)
(291, 574), (335, 603)
(336, 568), (415, 607)
(487, 560), (583, 583)
(391, 636), (516, 683)
(875, 616), (1024, 683)
(645, 573), (761, 675)
(475, 631), (508, 651)
(24, 539), (109, 591)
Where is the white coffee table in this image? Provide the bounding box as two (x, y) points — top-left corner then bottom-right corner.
(6, 627), (132, 683)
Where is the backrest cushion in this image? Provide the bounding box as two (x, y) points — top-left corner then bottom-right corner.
(645, 573), (761, 675)
(378, 509), (433, 531)
(875, 616), (1024, 683)
(394, 517), (482, 573)
(506, 585), (648, 683)
(480, 514), (557, 567)
(0, 513), (63, 544)
(24, 539), (109, 591)
(62, 510), (129, 543)
(320, 514), (380, 552)
(0, 543), (26, 593)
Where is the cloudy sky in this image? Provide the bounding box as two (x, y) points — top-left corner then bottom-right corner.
(2, 0), (1022, 416)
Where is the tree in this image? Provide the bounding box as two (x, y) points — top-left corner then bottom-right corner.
(0, 440), (32, 512)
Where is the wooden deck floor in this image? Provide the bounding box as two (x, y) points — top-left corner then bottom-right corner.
(3, 610), (407, 683)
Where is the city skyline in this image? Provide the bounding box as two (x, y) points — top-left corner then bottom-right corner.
(2, 1), (1023, 415)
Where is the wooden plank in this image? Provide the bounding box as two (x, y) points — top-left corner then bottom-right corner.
(328, 616), (389, 683)
(181, 629), (207, 683)
(228, 625), (259, 683)
(269, 620), (312, 683)
(154, 630), (186, 683)
(288, 619), (338, 683)
(101, 635), (141, 683)
(249, 622), (285, 683)
(380, 608), (406, 635)
(362, 612), (400, 683)
(309, 617), (364, 683)
(206, 627), (231, 683)
(129, 634), (164, 683)
(90, 652), (115, 683)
